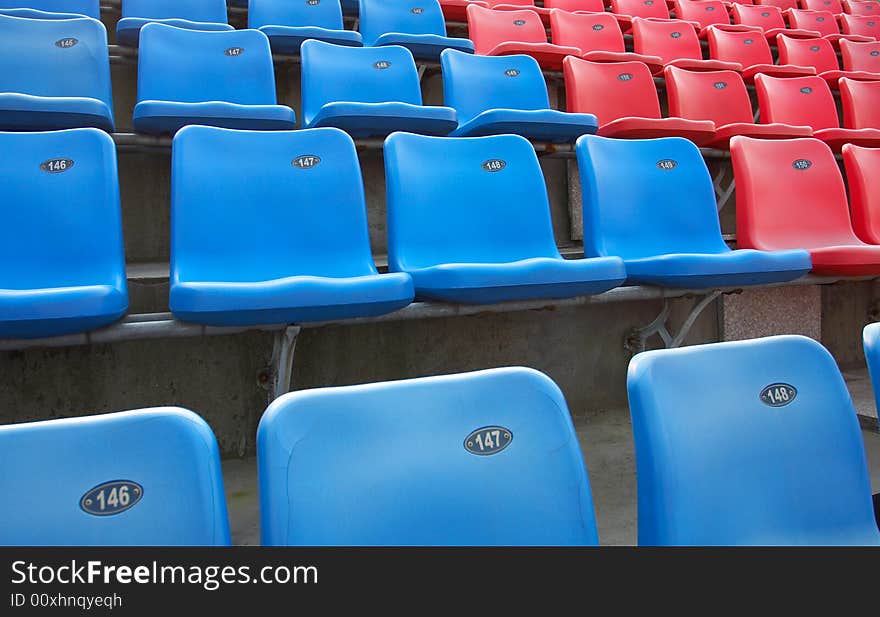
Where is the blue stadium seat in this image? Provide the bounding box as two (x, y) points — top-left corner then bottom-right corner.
(440, 49), (598, 142)
(300, 40), (456, 137)
(0, 0), (98, 19)
(134, 25), (296, 135)
(116, 0), (232, 47)
(0, 14), (113, 131)
(248, 0), (362, 54)
(576, 135), (812, 288)
(628, 336), (880, 546)
(358, 0), (474, 60)
(0, 129), (127, 339)
(258, 367), (599, 546)
(862, 322), (880, 416)
(384, 132), (626, 303)
(170, 126), (414, 326)
(0, 407), (230, 545)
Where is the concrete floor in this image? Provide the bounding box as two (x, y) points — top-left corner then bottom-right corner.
(222, 375), (880, 546)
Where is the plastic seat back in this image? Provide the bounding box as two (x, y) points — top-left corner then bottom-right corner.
(757, 0), (798, 10)
(628, 336), (879, 546)
(787, 8), (842, 36)
(732, 3), (787, 29)
(0, 0), (99, 18)
(0, 407), (230, 546)
(777, 34), (840, 72)
(0, 128), (125, 291)
(863, 322), (880, 411)
(839, 38), (880, 71)
(121, 0), (228, 23)
(137, 24), (279, 106)
(467, 4), (548, 54)
(841, 12), (880, 36)
(843, 143), (880, 242)
(675, 0), (731, 29)
(550, 10), (627, 53)
(632, 16), (704, 63)
(300, 40), (423, 126)
(385, 133), (562, 271)
(0, 14), (112, 122)
(706, 26), (774, 65)
(845, 0), (880, 15)
(841, 77), (880, 129)
(544, 0), (606, 11)
(258, 367), (599, 546)
(440, 50), (550, 124)
(665, 66), (754, 126)
(563, 58), (662, 122)
(612, 0), (672, 19)
(172, 126), (379, 283)
(754, 73), (839, 129)
(730, 135), (861, 249)
(576, 134), (727, 259)
(359, 0), (450, 46)
(248, 0), (346, 29)
(801, 0), (844, 12)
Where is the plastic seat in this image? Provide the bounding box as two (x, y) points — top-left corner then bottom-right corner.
(116, 0), (232, 47)
(0, 0), (98, 19)
(665, 66), (813, 147)
(776, 33), (880, 85)
(549, 10), (665, 73)
(674, 0), (749, 37)
(612, 0), (677, 22)
(706, 26), (817, 80)
(484, 0), (552, 25)
(170, 126), (413, 326)
(840, 12), (880, 38)
(0, 408), (231, 546)
(564, 58), (718, 143)
(756, 0), (799, 10)
(133, 25), (296, 135)
(730, 3), (821, 37)
(441, 49), (599, 140)
(841, 77), (880, 131)
(467, 4), (581, 70)
(631, 16), (743, 73)
(248, 0), (362, 54)
(545, 0), (607, 11)
(0, 129), (127, 339)
(576, 135), (810, 286)
(800, 0), (844, 10)
(258, 367), (600, 546)
(359, 0), (474, 60)
(627, 335), (880, 546)
(844, 0), (880, 14)
(863, 323), (880, 418)
(300, 40), (456, 137)
(731, 135), (880, 275)
(438, 0), (489, 22)
(754, 74), (880, 149)
(0, 14), (113, 131)
(839, 37), (880, 71)
(843, 143), (880, 243)
(385, 133), (626, 303)
(786, 8), (874, 47)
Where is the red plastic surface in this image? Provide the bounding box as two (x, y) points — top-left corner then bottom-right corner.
(843, 143), (880, 243)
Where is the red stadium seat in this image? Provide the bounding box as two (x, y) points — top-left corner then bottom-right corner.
(674, 0), (751, 36)
(611, 0), (675, 20)
(664, 65), (813, 146)
(842, 143), (880, 243)
(785, 9), (874, 46)
(549, 10), (665, 71)
(799, 0), (844, 13)
(839, 37), (880, 69)
(544, 0), (608, 12)
(466, 4), (580, 69)
(843, 0), (880, 15)
(756, 0), (799, 11)
(706, 26), (817, 79)
(439, 0), (489, 22)
(731, 136), (880, 275)
(631, 16), (743, 72)
(563, 57), (717, 142)
(755, 73), (880, 149)
(776, 33), (880, 84)
(484, 0), (552, 25)
(840, 13), (880, 38)
(731, 3), (822, 37)
(840, 77), (880, 128)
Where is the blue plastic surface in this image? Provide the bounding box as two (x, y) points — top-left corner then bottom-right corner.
(359, 0), (474, 59)
(862, 322), (880, 420)
(301, 40), (456, 137)
(0, 0), (98, 19)
(249, 0), (362, 53)
(385, 132), (626, 303)
(576, 135), (812, 288)
(0, 407), (230, 545)
(628, 335), (880, 546)
(0, 129), (127, 339)
(441, 49), (598, 141)
(134, 24), (296, 135)
(116, 0), (232, 47)
(170, 126), (413, 326)
(258, 367), (599, 546)
(0, 14), (113, 131)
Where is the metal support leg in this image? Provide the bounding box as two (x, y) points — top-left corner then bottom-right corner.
(417, 64), (427, 81)
(624, 291), (722, 354)
(712, 164), (736, 212)
(269, 325), (301, 402)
